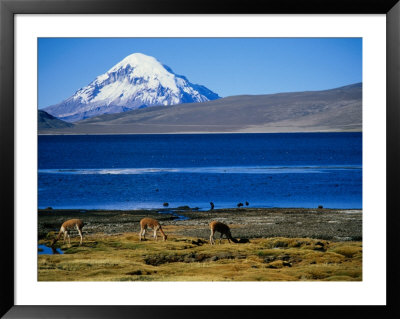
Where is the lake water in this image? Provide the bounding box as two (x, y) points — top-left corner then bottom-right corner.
(38, 133), (362, 210)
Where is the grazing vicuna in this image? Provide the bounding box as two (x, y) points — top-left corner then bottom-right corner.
(139, 218), (167, 241)
(209, 221), (238, 245)
(51, 219), (84, 246)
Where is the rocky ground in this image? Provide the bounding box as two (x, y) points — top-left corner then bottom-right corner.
(38, 207), (362, 242)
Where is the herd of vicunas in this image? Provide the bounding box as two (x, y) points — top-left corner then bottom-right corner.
(50, 217), (240, 248)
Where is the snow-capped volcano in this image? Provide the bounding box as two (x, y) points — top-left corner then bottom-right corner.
(43, 53), (220, 122)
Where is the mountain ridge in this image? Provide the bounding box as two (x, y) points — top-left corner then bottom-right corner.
(39, 83), (362, 134)
(38, 110), (75, 129)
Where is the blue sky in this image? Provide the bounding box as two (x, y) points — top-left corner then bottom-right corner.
(38, 38), (362, 109)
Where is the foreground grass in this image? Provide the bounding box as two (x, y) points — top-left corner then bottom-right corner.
(38, 231), (362, 281)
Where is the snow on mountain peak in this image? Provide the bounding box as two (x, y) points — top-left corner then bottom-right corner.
(110, 53), (162, 71)
(43, 52), (220, 122)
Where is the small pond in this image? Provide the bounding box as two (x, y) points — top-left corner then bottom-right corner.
(38, 244), (64, 255)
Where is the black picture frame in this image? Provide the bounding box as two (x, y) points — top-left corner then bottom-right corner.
(1, 0), (399, 318)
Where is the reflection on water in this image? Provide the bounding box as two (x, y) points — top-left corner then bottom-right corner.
(38, 165), (361, 175)
(38, 244), (63, 255)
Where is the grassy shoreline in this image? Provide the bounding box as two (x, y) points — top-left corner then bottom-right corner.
(38, 207), (362, 281)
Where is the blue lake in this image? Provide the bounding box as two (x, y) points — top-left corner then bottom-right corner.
(38, 133), (362, 210)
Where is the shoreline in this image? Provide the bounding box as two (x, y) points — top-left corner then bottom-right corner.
(38, 206), (362, 211)
(39, 207), (362, 242)
(38, 130), (362, 136)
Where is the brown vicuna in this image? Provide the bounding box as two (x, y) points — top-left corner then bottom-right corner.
(51, 219), (84, 246)
(139, 218), (167, 241)
(209, 221), (238, 245)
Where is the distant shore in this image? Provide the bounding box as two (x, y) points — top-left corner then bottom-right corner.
(38, 130), (362, 135)
(38, 207), (362, 242)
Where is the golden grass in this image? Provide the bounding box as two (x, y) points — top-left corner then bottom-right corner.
(38, 234), (362, 281)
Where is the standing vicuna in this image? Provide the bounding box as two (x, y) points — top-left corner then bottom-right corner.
(51, 219), (84, 246)
(139, 218), (167, 241)
(209, 221), (238, 245)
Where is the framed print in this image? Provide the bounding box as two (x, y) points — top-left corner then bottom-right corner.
(1, 0), (399, 318)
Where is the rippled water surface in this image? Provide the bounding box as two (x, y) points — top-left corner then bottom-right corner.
(38, 133), (362, 209)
